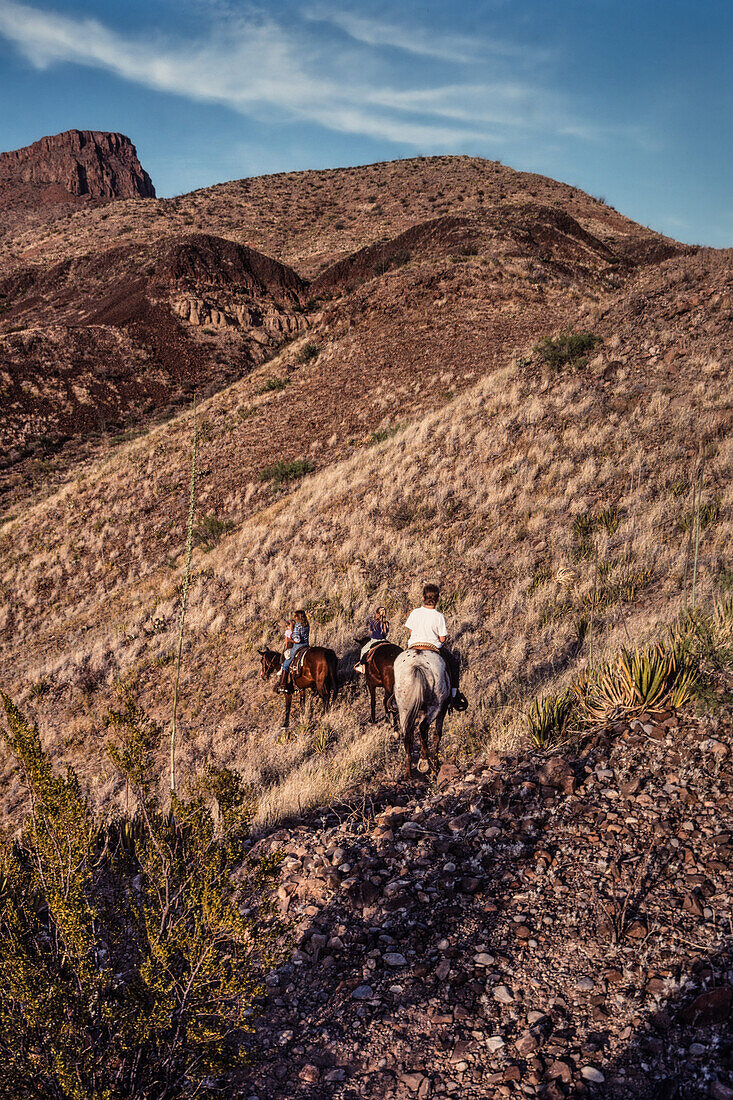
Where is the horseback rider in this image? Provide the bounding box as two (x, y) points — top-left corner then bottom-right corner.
(354, 605), (389, 674)
(405, 583), (468, 711)
(275, 609), (310, 694)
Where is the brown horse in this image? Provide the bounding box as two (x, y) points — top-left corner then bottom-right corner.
(357, 639), (402, 729)
(258, 646), (338, 729)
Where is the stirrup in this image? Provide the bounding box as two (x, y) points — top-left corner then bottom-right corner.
(354, 663), (365, 674)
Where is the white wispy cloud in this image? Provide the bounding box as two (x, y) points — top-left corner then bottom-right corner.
(0, 0), (609, 149)
(305, 4), (550, 65)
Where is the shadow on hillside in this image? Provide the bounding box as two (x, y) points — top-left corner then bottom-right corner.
(239, 762), (557, 1098)
(568, 945), (733, 1099)
(237, 728), (733, 1100)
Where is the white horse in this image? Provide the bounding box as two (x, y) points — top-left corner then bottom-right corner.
(393, 648), (451, 779)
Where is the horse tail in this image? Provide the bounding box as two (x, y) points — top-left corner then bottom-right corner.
(327, 649), (339, 701)
(398, 661), (428, 739)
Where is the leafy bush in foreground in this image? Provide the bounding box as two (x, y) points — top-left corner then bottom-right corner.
(0, 692), (282, 1100)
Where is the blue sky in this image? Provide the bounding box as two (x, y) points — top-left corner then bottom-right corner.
(0, 0), (730, 245)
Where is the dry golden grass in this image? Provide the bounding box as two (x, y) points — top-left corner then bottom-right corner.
(1, 268), (731, 826)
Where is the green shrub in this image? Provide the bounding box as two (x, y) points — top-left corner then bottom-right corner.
(193, 512), (236, 551)
(297, 342), (320, 364)
(0, 692), (282, 1099)
(534, 331), (603, 371)
(258, 458), (315, 487)
(255, 377), (289, 395)
(367, 423), (404, 446)
(670, 598), (733, 672)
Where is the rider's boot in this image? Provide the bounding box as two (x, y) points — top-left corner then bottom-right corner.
(444, 648), (468, 712)
(275, 667), (293, 694)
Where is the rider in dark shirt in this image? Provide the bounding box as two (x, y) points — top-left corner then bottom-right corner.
(354, 606), (389, 673)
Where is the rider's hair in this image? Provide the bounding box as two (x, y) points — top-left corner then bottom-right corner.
(294, 609), (309, 625)
(423, 583), (440, 606)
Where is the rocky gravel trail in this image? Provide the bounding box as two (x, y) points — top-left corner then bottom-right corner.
(239, 708), (733, 1099)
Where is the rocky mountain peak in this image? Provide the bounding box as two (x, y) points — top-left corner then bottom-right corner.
(0, 129), (155, 208)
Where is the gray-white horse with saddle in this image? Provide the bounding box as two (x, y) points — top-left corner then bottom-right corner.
(393, 647), (452, 779)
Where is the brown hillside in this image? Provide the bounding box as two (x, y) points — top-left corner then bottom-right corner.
(1, 242), (731, 823)
(0, 233), (309, 498)
(0, 154), (678, 279)
(0, 184), (687, 512)
(0, 149), (729, 826)
(0, 146), (732, 1100)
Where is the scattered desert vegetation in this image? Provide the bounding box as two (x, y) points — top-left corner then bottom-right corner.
(534, 330), (603, 371)
(2, 317), (730, 826)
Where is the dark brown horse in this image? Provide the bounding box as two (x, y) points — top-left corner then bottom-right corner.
(258, 646), (338, 729)
(357, 639), (402, 729)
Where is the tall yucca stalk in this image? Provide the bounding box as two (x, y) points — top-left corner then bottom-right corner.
(171, 400), (198, 795)
(691, 451), (705, 612)
(683, 448), (705, 613)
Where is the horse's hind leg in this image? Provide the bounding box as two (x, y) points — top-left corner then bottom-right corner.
(369, 684), (377, 724)
(403, 722), (415, 780)
(417, 716), (431, 768)
(431, 710), (447, 775)
(283, 693), (292, 730)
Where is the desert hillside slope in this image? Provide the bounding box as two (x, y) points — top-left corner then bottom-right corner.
(1, 144), (733, 1099)
(1, 240), (731, 826)
(0, 153), (687, 514)
(0, 153), (678, 279)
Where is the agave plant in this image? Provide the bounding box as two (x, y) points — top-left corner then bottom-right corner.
(527, 691), (575, 750)
(573, 642), (699, 724)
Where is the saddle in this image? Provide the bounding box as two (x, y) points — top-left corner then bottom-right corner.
(291, 646), (310, 676)
(365, 640), (393, 662)
(408, 643), (442, 654)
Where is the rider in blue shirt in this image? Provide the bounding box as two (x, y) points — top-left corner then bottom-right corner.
(276, 610), (310, 694)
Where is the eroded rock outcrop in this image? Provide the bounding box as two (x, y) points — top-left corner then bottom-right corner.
(0, 129), (155, 208)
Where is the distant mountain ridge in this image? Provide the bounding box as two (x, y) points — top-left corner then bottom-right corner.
(0, 129), (155, 211)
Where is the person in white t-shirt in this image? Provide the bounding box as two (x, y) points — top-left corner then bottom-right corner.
(404, 583), (468, 711)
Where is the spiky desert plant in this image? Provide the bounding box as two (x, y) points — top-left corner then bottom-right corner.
(313, 725), (332, 755)
(573, 642), (699, 723)
(171, 401), (197, 794)
(526, 691), (575, 750)
(670, 597), (733, 672)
